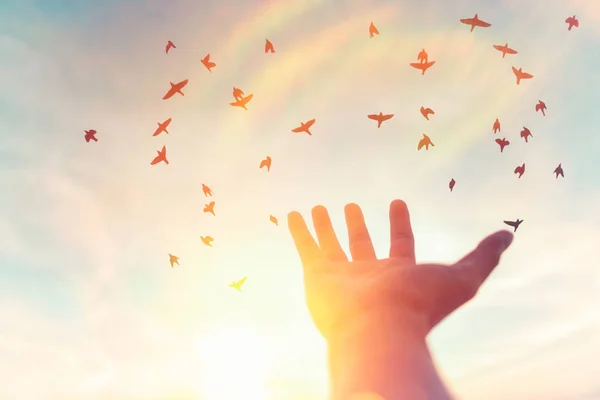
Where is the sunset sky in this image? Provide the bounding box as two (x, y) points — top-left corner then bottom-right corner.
(1, 0), (600, 399)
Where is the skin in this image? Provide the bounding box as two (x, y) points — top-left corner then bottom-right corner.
(287, 200), (514, 400)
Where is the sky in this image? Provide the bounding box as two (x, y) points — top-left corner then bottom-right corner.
(1, 0), (599, 399)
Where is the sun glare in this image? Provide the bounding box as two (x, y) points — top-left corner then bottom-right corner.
(196, 325), (271, 400)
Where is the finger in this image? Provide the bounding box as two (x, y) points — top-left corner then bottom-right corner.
(388, 199), (416, 262)
(311, 206), (348, 262)
(288, 211), (321, 266)
(344, 203), (377, 261)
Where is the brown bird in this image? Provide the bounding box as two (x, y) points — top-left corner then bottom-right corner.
(504, 219), (523, 232)
(496, 138), (510, 152)
(260, 156), (272, 171)
(153, 118), (172, 136)
(420, 106), (435, 120)
(291, 119), (315, 135)
(84, 129), (98, 143)
(265, 39), (275, 53)
(165, 40), (176, 54)
(417, 49), (428, 63)
(150, 145), (169, 165)
(449, 178), (456, 192)
(460, 14), (491, 32)
(202, 184), (213, 197)
(369, 22), (379, 38)
(514, 163), (525, 178)
(493, 118), (500, 133)
(410, 61), (435, 75)
(554, 163), (564, 178)
(536, 100), (547, 116)
(493, 43), (517, 58)
(270, 215), (278, 226)
(200, 236), (214, 247)
(201, 54), (216, 72)
(367, 112), (394, 128)
(512, 67), (534, 85)
(520, 127), (533, 143)
(162, 79), (188, 100)
(565, 15), (579, 31)
(168, 253), (179, 268)
(203, 201), (215, 216)
(417, 134), (434, 151)
(230, 94), (253, 110)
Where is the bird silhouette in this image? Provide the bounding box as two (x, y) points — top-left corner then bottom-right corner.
(168, 253), (179, 268)
(202, 184), (213, 197)
(230, 94), (253, 110)
(153, 118), (172, 136)
(165, 40), (176, 53)
(554, 163), (564, 178)
(291, 119), (316, 135)
(150, 145), (169, 165)
(201, 54), (216, 72)
(417, 49), (428, 63)
(229, 277), (247, 292)
(417, 134), (434, 150)
(410, 61), (435, 75)
(503, 219), (523, 232)
(204, 201), (215, 216)
(565, 15), (579, 31)
(265, 39), (275, 53)
(84, 129), (97, 142)
(514, 163), (525, 178)
(520, 127), (533, 143)
(493, 43), (517, 58)
(260, 156), (272, 171)
(496, 138), (510, 152)
(493, 118), (501, 133)
(460, 14), (491, 32)
(369, 22), (379, 38)
(270, 215), (278, 226)
(449, 178), (456, 192)
(420, 106), (435, 120)
(162, 79), (188, 100)
(367, 112), (394, 128)
(512, 67), (534, 85)
(536, 100), (547, 116)
(232, 87), (244, 101)
(200, 236), (214, 247)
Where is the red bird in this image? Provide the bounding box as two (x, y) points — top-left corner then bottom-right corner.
(201, 54), (216, 72)
(150, 145), (168, 165)
(536, 100), (547, 116)
(162, 79), (188, 100)
(460, 14), (491, 32)
(449, 178), (456, 192)
(493, 118), (500, 133)
(420, 106), (435, 120)
(554, 163), (564, 178)
(291, 119), (315, 135)
(520, 127), (533, 143)
(165, 40), (176, 54)
(265, 39), (275, 53)
(514, 163), (525, 178)
(496, 138), (510, 152)
(84, 129), (97, 142)
(565, 15), (579, 31)
(153, 118), (172, 136)
(493, 43), (518, 58)
(512, 67), (534, 85)
(367, 112), (394, 128)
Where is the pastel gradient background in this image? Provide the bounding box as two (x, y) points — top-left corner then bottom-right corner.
(1, 0), (599, 399)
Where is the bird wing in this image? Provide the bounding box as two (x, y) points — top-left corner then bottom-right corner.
(460, 18), (473, 25)
(511, 66), (519, 75)
(574, 19), (579, 27)
(522, 72), (533, 79)
(162, 88), (175, 99)
(417, 140), (425, 150)
(367, 114), (380, 121)
(291, 126), (303, 132)
(493, 44), (503, 51)
(477, 20), (491, 27)
(150, 156), (161, 165)
(305, 119), (315, 128)
(506, 48), (517, 54)
(381, 114), (393, 121)
(495, 138), (502, 145)
(503, 220), (517, 227)
(237, 277), (247, 285)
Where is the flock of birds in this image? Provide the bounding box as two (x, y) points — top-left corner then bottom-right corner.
(82, 12), (579, 291)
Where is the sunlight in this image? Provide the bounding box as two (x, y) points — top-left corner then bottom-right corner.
(196, 325), (271, 400)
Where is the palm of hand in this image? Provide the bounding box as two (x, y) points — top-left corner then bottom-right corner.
(288, 201), (513, 339)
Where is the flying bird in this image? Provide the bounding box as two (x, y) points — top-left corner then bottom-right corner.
(165, 40), (176, 53)
(202, 184), (213, 197)
(420, 106), (434, 120)
(417, 134), (434, 151)
(514, 163), (526, 178)
(230, 94), (253, 110)
(153, 118), (172, 136)
(496, 138), (510, 152)
(260, 156), (272, 171)
(162, 79), (188, 100)
(201, 54), (216, 72)
(204, 201), (215, 216)
(565, 15), (579, 31)
(229, 277), (247, 292)
(410, 61), (435, 75)
(460, 14), (491, 32)
(449, 178), (456, 192)
(270, 215), (278, 226)
(232, 87), (244, 101)
(367, 112), (394, 128)
(369, 22), (379, 38)
(536, 100), (547, 116)
(417, 49), (428, 63)
(512, 67), (533, 85)
(503, 219), (524, 232)
(265, 39), (275, 53)
(200, 236), (214, 247)
(493, 118), (500, 133)
(554, 163), (564, 178)
(168, 253), (179, 268)
(84, 129), (97, 142)
(150, 145), (169, 165)
(493, 43), (518, 58)
(291, 119), (316, 135)
(520, 127), (533, 143)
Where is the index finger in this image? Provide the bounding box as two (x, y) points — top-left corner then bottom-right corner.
(288, 211), (321, 266)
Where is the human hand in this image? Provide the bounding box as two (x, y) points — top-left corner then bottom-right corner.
(287, 200), (514, 339)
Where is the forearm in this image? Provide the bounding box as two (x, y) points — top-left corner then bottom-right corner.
(327, 310), (454, 400)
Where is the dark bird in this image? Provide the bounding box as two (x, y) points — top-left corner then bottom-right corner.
(460, 14), (491, 32)
(165, 40), (176, 54)
(536, 100), (547, 116)
(504, 219), (524, 232)
(565, 15), (579, 31)
(162, 79), (188, 100)
(514, 163), (525, 178)
(84, 129), (97, 142)
(449, 178), (456, 192)
(554, 163), (564, 178)
(496, 138), (510, 152)
(520, 127), (533, 143)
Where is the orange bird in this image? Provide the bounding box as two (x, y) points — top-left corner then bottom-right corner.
(520, 127), (533, 143)
(495, 138), (510, 153)
(230, 94), (253, 110)
(449, 178), (456, 192)
(536, 100), (547, 116)
(204, 201), (215, 216)
(565, 15), (579, 31)
(367, 112), (394, 128)
(165, 40), (176, 53)
(232, 87), (244, 101)
(292, 119), (315, 135)
(202, 184), (213, 197)
(493, 43), (517, 58)
(270, 215), (278, 226)
(493, 118), (500, 133)
(512, 67), (533, 85)
(460, 14), (491, 32)
(417, 134), (434, 151)
(554, 163), (564, 178)
(168, 254), (179, 268)
(260, 156), (272, 171)
(153, 118), (172, 136)
(420, 106), (434, 120)
(200, 236), (214, 247)
(514, 163), (525, 178)
(410, 61), (435, 75)
(84, 129), (97, 142)
(201, 54), (216, 72)
(162, 79), (188, 100)
(150, 145), (169, 165)
(265, 39), (275, 53)
(417, 49), (428, 63)
(369, 22), (379, 38)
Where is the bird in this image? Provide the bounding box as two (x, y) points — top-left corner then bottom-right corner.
(232, 87), (244, 101)
(514, 163), (526, 178)
(165, 40), (176, 53)
(520, 127), (533, 143)
(84, 129), (97, 142)
(153, 118), (172, 136)
(270, 215), (278, 226)
(260, 156), (272, 171)
(265, 39), (275, 53)
(291, 119), (316, 135)
(369, 22), (379, 38)
(493, 43), (518, 58)
(203, 201), (215, 216)
(565, 15), (579, 31)
(200, 236), (214, 247)
(229, 277), (247, 292)
(150, 145), (169, 165)
(410, 61), (435, 75)
(417, 134), (434, 151)
(493, 118), (501, 133)
(496, 138), (510, 152)
(449, 178), (456, 192)
(201, 54), (216, 72)
(417, 49), (428, 63)
(202, 184), (213, 197)
(230, 94), (253, 110)
(536, 100), (547, 116)
(420, 106), (434, 120)
(512, 67), (533, 85)
(503, 219), (524, 232)
(460, 14), (491, 32)
(367, 112), (394, 128)
(168, 253), (179, 268)
(162, 79), (188, 100)
(554, 163), (564, 178)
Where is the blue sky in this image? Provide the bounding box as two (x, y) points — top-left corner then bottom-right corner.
(1, 0), (599, 399)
